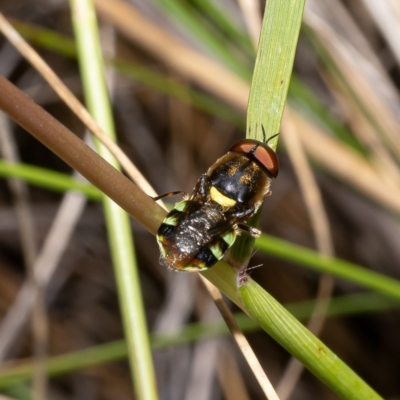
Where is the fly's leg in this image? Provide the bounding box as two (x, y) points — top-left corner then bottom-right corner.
(153, 191), (186, 201)
(191, 174), (210, 201)
(227, 206), (261, 237)
(227, 206), (256, 222)
(236, 223), (261, 238)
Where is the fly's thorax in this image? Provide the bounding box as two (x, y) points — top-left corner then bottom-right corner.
(207, 152), (272, 207)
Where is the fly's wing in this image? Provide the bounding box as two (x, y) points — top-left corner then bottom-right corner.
(188, 174), (210, 202)
(200, 220), (236, 263)
(157, 200), (205, 270)
(174, 217), (236, 271)
(157, 201), (236, 271)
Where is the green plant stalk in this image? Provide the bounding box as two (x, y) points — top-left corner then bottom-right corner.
(69, 2), (158, 400)
(2, 384), (33, 400)
(10, 19), (77, 58)
(228, 211), (262, 268)
(240, 1), (380, 398)
(0, 159), (101, 200)
(230, 0), (304, 276)
(246, 0), (304, 147)
(240, 280), (382, 399)
(257, 234), (400, 300)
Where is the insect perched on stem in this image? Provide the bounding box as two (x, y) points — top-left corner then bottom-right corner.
(155, 131), (279, 272)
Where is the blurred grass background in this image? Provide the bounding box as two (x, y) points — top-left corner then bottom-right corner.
(0, 0), (400, 399)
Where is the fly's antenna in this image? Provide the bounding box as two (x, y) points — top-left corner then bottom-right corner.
(261, 125), (280, 145)
(261, 125), (267, 142)
(266, 133), (280, 145)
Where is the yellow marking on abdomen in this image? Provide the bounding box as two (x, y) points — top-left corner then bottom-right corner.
(210, 186), (236, 208)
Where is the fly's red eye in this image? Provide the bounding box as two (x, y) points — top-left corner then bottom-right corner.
(229, 139), (279, 178)
(253, 144), (279, 178)
(229, 139), (259, 154)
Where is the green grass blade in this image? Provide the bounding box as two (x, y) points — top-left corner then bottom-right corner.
(0, 160), (101, 200)
(69, 1), (158, 399)
(246, 0), (304, 147)
(256, 233), (400, 300)
(235, 1), (382, 398)
(2, 384), (33, 400)
(230, 0), (305, 279)
(10, 19), (76, 58)
(288, 291), (400, 319)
